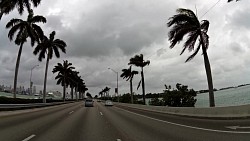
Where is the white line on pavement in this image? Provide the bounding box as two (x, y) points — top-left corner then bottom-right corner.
(22, 134), (36, 141)
(100, 112), (103, 116)
(69, 111), (74, 115)
(114, 107), (250, 134)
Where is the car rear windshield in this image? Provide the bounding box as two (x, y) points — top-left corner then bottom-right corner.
(86, 99), (93, 102)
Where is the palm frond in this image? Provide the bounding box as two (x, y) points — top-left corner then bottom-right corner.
(201, 32), (209, 50)
(7, 24), (21, 41)
(185, 42), (201, 62)
(6, 18), (22, 28)
(200, 20), (209, 33)
(182, 31), (199, 54)
(30, 15), (46, 23)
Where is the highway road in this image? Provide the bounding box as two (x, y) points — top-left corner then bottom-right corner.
(0, 101), (250, 141)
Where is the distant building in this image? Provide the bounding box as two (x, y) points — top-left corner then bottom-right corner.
(33, 86), (36, 95)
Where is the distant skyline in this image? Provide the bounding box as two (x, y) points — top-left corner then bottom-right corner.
(0, 0), (250, 96)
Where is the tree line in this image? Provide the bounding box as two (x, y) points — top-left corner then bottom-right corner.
(0, 0), (88, 102)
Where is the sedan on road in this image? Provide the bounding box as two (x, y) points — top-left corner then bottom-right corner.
(85, 99), (94, 107)
(105, 100), (113, 106)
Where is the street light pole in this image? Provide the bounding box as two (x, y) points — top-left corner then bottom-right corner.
(108, 68), (119, 102)
(30, 65), (39, 95)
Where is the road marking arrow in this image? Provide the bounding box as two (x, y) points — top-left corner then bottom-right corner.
(226, 126), (250, 130)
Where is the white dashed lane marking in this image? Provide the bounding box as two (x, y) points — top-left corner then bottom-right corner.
(22, 134), (36, 141)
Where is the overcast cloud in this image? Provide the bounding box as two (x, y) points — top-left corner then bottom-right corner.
(0, 0), (250, 96)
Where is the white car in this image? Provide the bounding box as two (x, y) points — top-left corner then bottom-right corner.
(105, 100), (113, 106)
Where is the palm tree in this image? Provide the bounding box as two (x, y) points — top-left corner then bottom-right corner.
(120, 66), (138, 104)
(99, 89), (104, 98)
(0, 0), (41, 20)
(128, 54), (150, 105)
(6, 10), (46, 98)
(33, 31), (66, 103)
(52, 60), (75, 101)
(78, 78), (88, 99)
(69, 71), (79, 100)
(167, 8), (215, 107)
(102, 86), (110, 97)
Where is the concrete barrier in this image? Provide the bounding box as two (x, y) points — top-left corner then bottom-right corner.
(115, 102), (250, 119)
(0, 101), (74, 111)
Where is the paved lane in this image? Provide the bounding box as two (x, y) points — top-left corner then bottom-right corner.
(96, 102), (250, 141)
(1, 101), (250, 141)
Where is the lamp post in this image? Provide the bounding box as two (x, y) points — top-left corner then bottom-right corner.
(108, 68), (119, 102)
(30, 65), (39, 95)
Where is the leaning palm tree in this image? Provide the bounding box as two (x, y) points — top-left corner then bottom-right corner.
(0, 0), (41, 20)
(33, 31), (66, 103)
(128, 54), (150, 105)
(167, 8), (215, 107)
(52, 60), (75, 101)
(120, 66), (138, 103)
(6, 10), (46, 98)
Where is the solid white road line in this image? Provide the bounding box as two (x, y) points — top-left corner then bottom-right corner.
(114, 107), (250, 134)
(100, 112), (103, 116)
(22, 134), (36, 141)
(69, 111), (74, 115)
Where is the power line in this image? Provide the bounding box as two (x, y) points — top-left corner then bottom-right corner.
(200, 0), (222, 18)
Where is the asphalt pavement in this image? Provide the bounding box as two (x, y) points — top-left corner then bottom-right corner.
(0, 101), (250, 141)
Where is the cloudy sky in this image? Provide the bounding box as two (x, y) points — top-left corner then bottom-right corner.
(0, 0), (249, 96)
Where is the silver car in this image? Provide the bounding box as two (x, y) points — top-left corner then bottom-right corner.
(85, 99), (94, 107)
(105, 100), (113, 106)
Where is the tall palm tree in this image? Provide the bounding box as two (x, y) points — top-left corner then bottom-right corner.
(102, 86), (110, 97)
(52, 60), (75, 101)
(78, 78), (87, 99)
(167, 8), (215, 107)
(0, 0), (41, 20)
(99, 89), (104, 98)
(33, 31), (66, 103)
(69, 71), (79, 100)
(6, 10), (46, 98)
(128, 54), (150, 105)
(120, 66), (138, 104)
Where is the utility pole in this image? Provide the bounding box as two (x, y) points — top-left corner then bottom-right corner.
(108, 68), (119, 102)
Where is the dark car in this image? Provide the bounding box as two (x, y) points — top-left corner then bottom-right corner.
(85, 99), (94, 107)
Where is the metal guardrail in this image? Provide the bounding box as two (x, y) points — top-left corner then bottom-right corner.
(0, 102), (74, 111)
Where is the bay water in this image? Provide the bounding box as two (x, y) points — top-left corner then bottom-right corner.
(195, 85), (250, 107)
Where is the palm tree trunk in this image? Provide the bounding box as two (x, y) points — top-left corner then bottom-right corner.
(43, 54), (50, 103)
(200, 36), (215, 107)
(130, 79), (133, 104)
(71, 86), (73, 99)
(141, 67), (146, 105)
(75, 87), (78, 101)
(63, 73), (66, 102)
(13, 43), (24, 98)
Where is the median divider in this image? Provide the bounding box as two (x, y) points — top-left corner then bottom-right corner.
(114, 102), (250, 119)
(0, 101), (74, 111)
